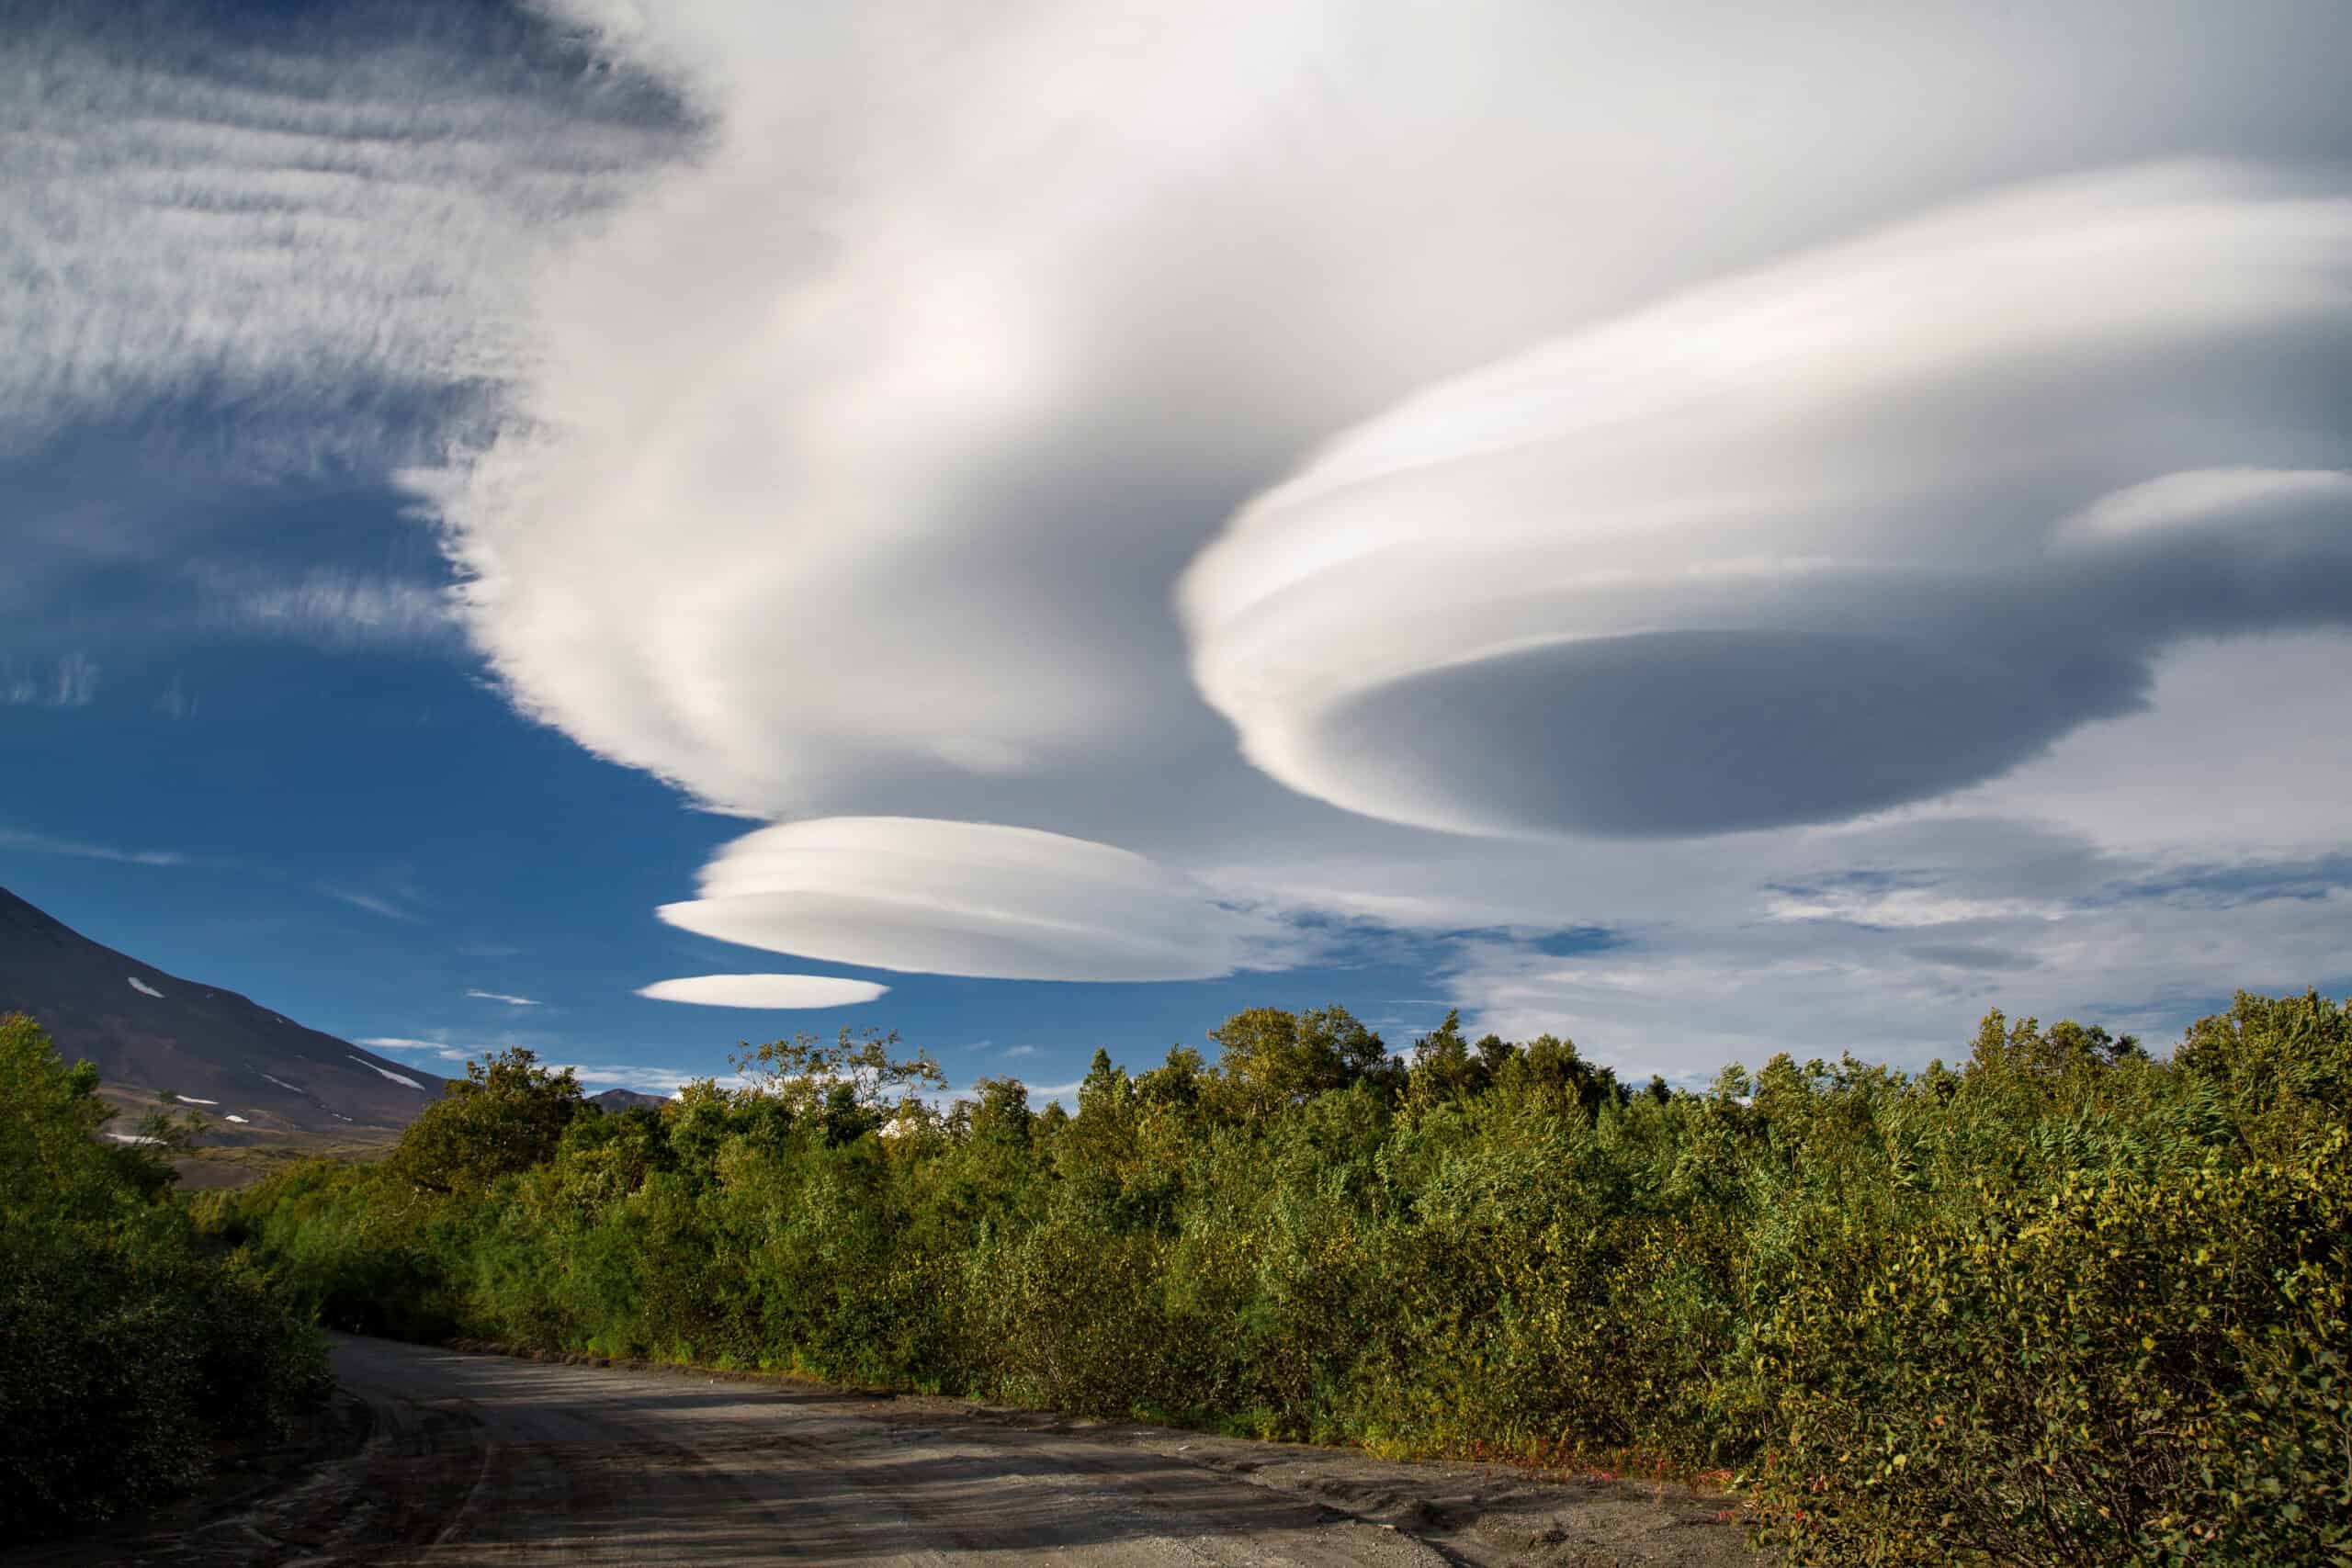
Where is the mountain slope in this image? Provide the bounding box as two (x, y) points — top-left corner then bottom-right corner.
(0, 884), (445, 1139)
(590, 1087), (670, 1113)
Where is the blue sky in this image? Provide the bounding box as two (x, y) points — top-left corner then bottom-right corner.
(6, 0), (2351, 1100)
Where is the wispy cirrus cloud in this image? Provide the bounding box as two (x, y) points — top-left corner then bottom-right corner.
(0, 0), (690, 466)
(360, 1034), (715, 1097)
(464, 988), (539, 1007)
(357, 1035), (470, 1063)
(2, 652), (99, 708)
(0, 825), (182, 866)
(194, 565), (457, 650)
(320, 886), (419, 922)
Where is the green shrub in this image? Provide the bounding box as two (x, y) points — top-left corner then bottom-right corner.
(0, 1013), (329, 1540)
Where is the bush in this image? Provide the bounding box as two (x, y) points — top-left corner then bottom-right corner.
(1749, 1137), (2352, 1563)
(0, 1013), (330, 1540)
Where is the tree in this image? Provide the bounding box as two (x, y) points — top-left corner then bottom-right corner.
(1205, 1005), (1396, 1122)
(732, 1025), (945, 1132)
(967, 1077), (1035, 1150)
(1135, 1045), (1207, 1113)
(388, 1047), (587, 1193)
(1966, 1010), (2147, 1084)
(1406, 1010), (1487, 1109)
(1489, 1031), (1623, 1119)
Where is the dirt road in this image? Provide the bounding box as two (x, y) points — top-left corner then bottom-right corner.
(19, 1336), (1763, 1565)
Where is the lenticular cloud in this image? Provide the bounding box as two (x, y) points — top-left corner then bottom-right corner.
(1180, 164), (2352, 840)
(637, 975), (888, 1009)
(656, 817), (1287, 982)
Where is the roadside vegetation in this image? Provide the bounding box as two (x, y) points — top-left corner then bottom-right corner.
(205, 993), (2348, 1564)
(0, 1012), (330, 1542)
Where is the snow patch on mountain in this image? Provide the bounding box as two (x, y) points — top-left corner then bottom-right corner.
(350, 1056), (424, 1090)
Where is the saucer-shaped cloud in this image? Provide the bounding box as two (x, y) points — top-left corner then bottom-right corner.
(1181, 164), (2352, 839)
(657, 817), (1287, 982)
(637, 974), (888, 1009)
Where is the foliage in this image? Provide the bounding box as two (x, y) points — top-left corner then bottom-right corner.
(0, 1012), (330, 1541)
(385, 1046), (591, 1194)
(211, 994), (2352, 1564)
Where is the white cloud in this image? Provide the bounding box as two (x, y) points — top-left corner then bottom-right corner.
(1181, 164), (2352, 839)
(1451, 868), (2352, 1079)
(1957, 630), (2352, 855)
(194, 565), (457, 649)
(358, 1036), (472, 1063)
(637, 974), (888, 1009)
(1192, 787), (2352, 1077)
(412, 2), (2352, 824)
(2056, 468), (2352, 545)
(356, 2), (2350, 1055)
(465, 988), (540, 1007)
(357, 1036), (720, 1094)
(0, 3), (686, 464)
(1759, 889), (2067, 929)
(659, 818), (1295, 982)
(1024, 1081), (1086, 1112)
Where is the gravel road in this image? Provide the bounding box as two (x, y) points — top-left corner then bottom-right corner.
(12, 1336), (1764, 1566)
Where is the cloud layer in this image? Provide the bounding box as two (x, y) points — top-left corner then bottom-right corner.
(396, 3), (2352, 1029)
(2, 0), (684, 464)
(422, 1), (2352, 828)
(1182, 164), (2352, 838)
(657, 818), (1290, 982)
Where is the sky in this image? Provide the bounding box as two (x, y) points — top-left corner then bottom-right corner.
(6, 0), (2351, 1102)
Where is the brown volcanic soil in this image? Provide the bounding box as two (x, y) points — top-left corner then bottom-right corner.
(6, 1337), (1765, 1567)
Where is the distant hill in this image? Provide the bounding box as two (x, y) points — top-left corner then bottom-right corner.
(0, 884), (447, 1144)
(590, 1086), (672, 1112)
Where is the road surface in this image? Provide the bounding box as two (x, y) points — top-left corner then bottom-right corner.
(19, 1336), (1762, 1565)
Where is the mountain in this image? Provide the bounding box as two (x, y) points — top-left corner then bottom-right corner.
(590, 1087), (672, 1112)
(0, 884), (446, 1143)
